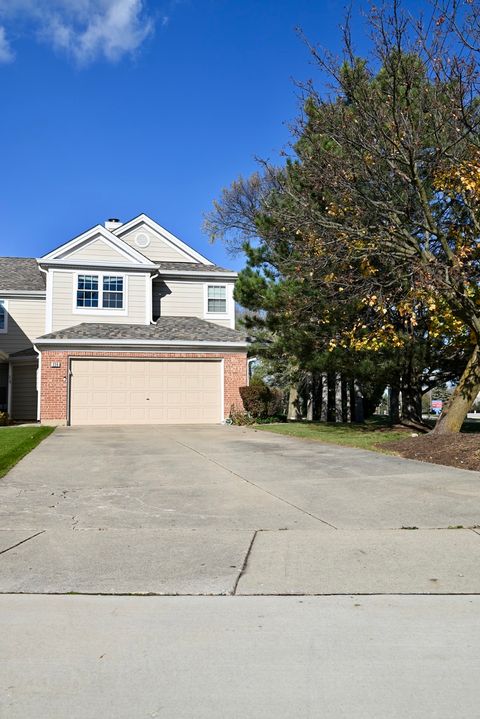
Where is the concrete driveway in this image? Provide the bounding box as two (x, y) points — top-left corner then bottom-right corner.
(2, 426), (480, 718)
(1, 424), (480, 595)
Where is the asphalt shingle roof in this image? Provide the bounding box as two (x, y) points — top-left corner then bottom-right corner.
(0, 258), (45, 291)
(0, 258), (234, 291)
(9, 347), (38, 358)
(155, 262), (234, 273)
(37, 316), (247, 343)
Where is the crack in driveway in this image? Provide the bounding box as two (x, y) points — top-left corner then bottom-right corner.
(232, 530), (258, 595)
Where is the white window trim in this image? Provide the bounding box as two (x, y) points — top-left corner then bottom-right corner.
(204, 282), (229, 318)
(0, 299), (8, 333)
(72, 271), (128, 315)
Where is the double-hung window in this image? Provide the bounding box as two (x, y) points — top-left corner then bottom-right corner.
(207, 285), (227, 313)
(77, 275), (99, 308)
(76, 274), (124, 310)
(0, 299), (7, 333)
(103, 276), (124, 308)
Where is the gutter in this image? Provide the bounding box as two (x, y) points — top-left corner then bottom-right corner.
(37, 260), (157, 271)
(34, 338), (248, 349)
(157, 270), (238, 279)
(0, 290), (46, 298)
(34, 263), (236, 278)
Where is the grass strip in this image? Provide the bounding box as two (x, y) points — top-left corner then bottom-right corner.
(0, 426), (55, 478)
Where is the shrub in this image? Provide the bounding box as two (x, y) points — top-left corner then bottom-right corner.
(0, 411), (10, 426)
(229, 406), (255, 426)
(239, 383), (284, 419)
(254, 415), (287, 424)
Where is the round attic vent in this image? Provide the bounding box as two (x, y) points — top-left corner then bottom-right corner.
(135, 232), (150, 248)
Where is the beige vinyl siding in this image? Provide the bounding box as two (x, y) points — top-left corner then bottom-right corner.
(51, 271), (147, 331)
(11, 363), (37, 420)
(0, 297), (45, 354)
(67, 237), (130, 263)
(118, 226), (193, 262)
(157, 280), (203, 317)
(155, 280), (233, 328)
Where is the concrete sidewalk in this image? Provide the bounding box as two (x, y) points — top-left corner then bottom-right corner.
(1, 594), (479, 719)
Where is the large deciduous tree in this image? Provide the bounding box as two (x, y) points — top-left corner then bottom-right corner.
(206, 1), (480, 433)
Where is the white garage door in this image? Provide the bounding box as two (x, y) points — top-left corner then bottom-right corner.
(70, 359), (222, 425)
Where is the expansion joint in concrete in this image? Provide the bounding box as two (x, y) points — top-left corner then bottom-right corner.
(172, 438), (338, 530)
(0, 531), (45, 557)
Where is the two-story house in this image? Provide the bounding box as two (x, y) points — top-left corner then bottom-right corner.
(0, 214), (247, 425)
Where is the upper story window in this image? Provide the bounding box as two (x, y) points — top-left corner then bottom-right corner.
(207, 285), (227, 313)
(77, 275), (99, 308)
(0, 300), (7, 333)
(76, 274), (124, 310)
(103, 276), (124, 308)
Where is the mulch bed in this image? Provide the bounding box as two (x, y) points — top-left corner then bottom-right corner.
(384, 433), (480, 471)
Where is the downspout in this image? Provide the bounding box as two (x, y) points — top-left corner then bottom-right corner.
(150, 272), (159, 323)
(7, 361), (12, 417)
(33, 344), (41, 421)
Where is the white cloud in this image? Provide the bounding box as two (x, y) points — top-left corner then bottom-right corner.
(0, 26), (14, 63)
(0, 0), (155, 65)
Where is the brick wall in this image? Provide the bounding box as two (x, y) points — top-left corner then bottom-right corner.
(40, 350), (247, 423)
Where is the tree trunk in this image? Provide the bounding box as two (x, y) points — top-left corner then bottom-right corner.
(311, 373), (323, 421)
(320, 373), (328, 421)
(433, 344), (480, 434)
(399, 351), (429, 432)
(305, 373), (313, 421)
(389, 385), (400, 424)
(341, 376), (350, 422)
(400, 384), (424, 426)
(351, 379), (364, 423)
(335, 373), (343, 422)
(327, 371), (336, 422)
(287, 386), (301, 420)
(400, 354), (423, 426)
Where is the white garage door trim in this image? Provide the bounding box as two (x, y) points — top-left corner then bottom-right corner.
(68, 357), (224, 426)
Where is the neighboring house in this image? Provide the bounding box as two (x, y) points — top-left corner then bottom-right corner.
(0, 214), (247, 425)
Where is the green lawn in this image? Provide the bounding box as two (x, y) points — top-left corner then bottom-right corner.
(0, 426), (55, 478)
(254, 418), (409, 452)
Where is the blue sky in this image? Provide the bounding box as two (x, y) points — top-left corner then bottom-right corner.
(0, 0), (420, 269)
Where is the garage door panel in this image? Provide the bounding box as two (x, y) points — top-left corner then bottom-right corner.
(74, 376), (92, 390)
(131, 377), (149, 390)
(109, 391), (127, 407)
(123, 406), (147, 421)
(70, 359), (222, 425)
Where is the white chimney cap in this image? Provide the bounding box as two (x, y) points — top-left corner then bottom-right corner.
(105, 218), (123, 231)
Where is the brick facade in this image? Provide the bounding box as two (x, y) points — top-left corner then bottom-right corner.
(40, 350), (247, 424)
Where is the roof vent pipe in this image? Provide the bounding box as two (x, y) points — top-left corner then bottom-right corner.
(105, 218), (123, 231)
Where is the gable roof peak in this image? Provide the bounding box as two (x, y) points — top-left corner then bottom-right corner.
(113, 213), (214, 266)
(38, 223), (156, 267)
